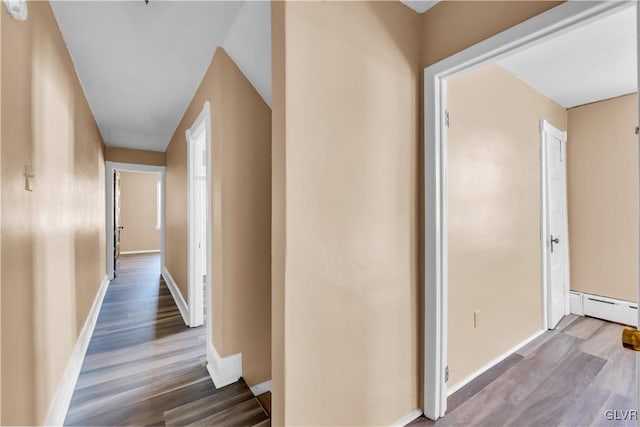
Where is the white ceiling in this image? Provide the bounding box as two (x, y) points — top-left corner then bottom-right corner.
(400, 0), (438, 14)
(222, 0), (271, 107)
(51, 0), (271, 152)
(497, 5), (637, 109)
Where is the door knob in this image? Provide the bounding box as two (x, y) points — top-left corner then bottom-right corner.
(550, 235), (560, 253)
(622, 328), (640, 351)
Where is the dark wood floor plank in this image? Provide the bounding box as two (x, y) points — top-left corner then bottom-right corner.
(164, 381), (255, 426)
(185, 397), (268, 427)
(257, 391), (272, 417)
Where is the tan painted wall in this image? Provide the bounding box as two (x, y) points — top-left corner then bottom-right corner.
(567, 94), (638, 303)
(105, 146), (166, 166)
(1, 2), (107, 424)
(119, 172), (161, 253)
(271, 1), (285, 423)
(269, 1), (567, 424)
(165, 123), (188, 298)
(272, 2), (421, 425)
(165, 48), (271, 387)
(447, 63), (567, 387)
(421, 1), (563, 67)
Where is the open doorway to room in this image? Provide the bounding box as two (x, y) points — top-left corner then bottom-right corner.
(106, 162), (166, 280)
(186, 101), (211, 329)
(422, 1), (639, 424)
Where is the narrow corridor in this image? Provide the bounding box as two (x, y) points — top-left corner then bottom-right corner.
(64, 254), (269, 426)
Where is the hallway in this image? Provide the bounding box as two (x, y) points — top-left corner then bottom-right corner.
(64, 254), (269, 426)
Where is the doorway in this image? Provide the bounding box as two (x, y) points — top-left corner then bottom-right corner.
(186, 101), (211, 329)
(105, 162), (166, 280)
(541, 120), (570, 330)
(423, 1), (639, 420)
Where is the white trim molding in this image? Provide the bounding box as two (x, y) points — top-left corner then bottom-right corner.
(162, 266), (189, 326)
(422, 0), (634, 420)
(121, 249), (161, 255)
(390, 409), (423, 427)
(249, 380), (272, 397)
(446, 329), (546, 397)
(186, 101), (211, 329)
(206, 342), (242, 389)
(45, 275), (110, 426)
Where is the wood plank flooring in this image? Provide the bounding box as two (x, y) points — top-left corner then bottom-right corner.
(65, 254), (268, 426)
(409, 315), (636, 427)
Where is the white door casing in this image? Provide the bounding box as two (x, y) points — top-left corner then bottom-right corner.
(186, 102), (210, 328)
(635, 0), (640, 419)
(422, 1), (635, 420)
(541, 120), (569, 330)
(105, 162), (166, 281)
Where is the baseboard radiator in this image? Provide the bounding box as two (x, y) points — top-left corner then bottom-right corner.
(570, 291), (637, 327)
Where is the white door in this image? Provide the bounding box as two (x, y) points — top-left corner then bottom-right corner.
(195, 131), (207, 284)
(186, 116), (208, 328)
(543, 121), (568, 329)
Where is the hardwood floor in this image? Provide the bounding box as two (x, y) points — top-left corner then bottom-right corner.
(409, 315), (636, 427)
(256, 392), (271, 417)
(65, 254), (268, 426)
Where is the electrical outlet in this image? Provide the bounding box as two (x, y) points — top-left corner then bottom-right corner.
(474, 310), (480, 328)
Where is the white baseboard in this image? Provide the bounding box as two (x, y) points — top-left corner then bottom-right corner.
(161, 266), (189, 326)
(121, 249), (161, 255)
(45, 274), (110, 426)
(390, 409), (423, 427)
(571, 291), (637, 327)
(206, 342), (242, 389)
(250, 380), (272, 396)
(446, 329), (546, 396)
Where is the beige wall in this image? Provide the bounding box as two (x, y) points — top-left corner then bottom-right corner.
(271, 2), (285, 423)
(421, 1), (562, 67)
(272, 2), (421, 425)
(165, 123), (188, 298)
(105, 146), (166, 166)
(567, 93), (638, 303)
(119, 172), (161, 253)
(269, 1), (567, 424)
(165, 47), (271, 387)
(447, 63), (567, 387)
(1, 2), (107, 424)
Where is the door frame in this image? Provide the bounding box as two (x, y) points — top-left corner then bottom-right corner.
(186, 101), (212, 329)
(540, 119), (570, 331)
(636, 2), (640, 417)
(105, 161), (166, 280)
(422, 0), (636, 420)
